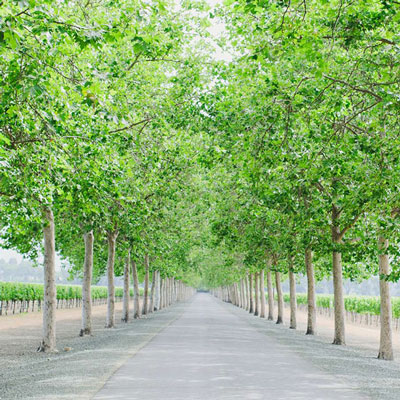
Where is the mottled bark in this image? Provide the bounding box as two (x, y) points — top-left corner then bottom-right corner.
(378, 236), (393, 360)
(131, 259), (141, 319)
(245, 275), (250, 310)
(241, 279), (246, 310)
(305, 248), (316, 335)
(332, 205), (345, 345)
(80, 231), (94, 336)
(154, 270), (160, 311)
(288, 258), (296, 329)
(142, 254), (150, 315)
(121, 251), (130, 322)
(149, 271), (156, 313)
(254, 272), (260, 316)
(249, 273), (254, 314)
(275, 271), (283, 324)
(266, 262), (274, 321)
(259, 269), (266, 318)
(38, 207), (57, 352)
(105, 230), (118, 328)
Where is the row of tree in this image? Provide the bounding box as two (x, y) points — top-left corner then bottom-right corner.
(0, 0), (205, 352)
(199, 0), (400, 361)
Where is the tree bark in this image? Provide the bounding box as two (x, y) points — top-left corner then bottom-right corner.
(131, 259), (141, 319)
(38, 207), (57, 352)
(246, 274), (250, 312)
(80, 230), (94, 336)
(259, 269), (266, 318)
(288, 257), (297, 329)
(149, 270), (156, 313)
(154, 270), (160, 311)
(158, 273), (165, 310)
(378, 236), (393, 360)
(121, 250), (130, 322)
(275, 271), (283, 324)
(245, 275), (250, 311)
(266, 262), (274, 321)
(305, 248), (316, 335)
(332, 249), (345, 344)
(254, 272), (260, 316)
(332, 205), (345, 345)
(142, 254), (149, 315)
(241, 279), (246, 310)
(249, 273), (254, 313)
(105, 230), (118, 328)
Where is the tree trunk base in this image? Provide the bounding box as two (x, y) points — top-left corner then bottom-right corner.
(332, 338), (345, 345)
(290, 325), (296, 330)
(37, 341), (58, 353)
(79, 328), (91, 337)
(267, 315), (273, 321)
(121, 317), (129, 323)
(105, 323), (114, 329)
(378, 351), (394, 361)
(305, 328), (315, 335)
(276, 317), (283, 324)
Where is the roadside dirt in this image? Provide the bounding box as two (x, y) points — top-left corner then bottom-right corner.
(275, 303), (400, 357)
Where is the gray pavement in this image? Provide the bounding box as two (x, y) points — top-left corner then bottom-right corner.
(93, 294), (367, 400)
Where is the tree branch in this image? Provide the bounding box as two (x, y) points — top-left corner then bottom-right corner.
(109, 118), (151, 134)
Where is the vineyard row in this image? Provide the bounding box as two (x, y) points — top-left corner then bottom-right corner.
(0, 282), (141, 316)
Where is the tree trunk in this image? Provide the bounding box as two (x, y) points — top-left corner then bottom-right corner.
(149, 271), (156, 313)
(38, 207), (57, 352)
(236, 282), (241, 307)
(332, 206), (345, 345)
(80, 230), (94, 336)
(305, 248), (316, 335)
(131, 259), (141, 319)
(332, 249), (345, 344)
(259, 269), (266, 318)
(244, 276), (250, 311)
(254, 272), (260, 316)
(241, 279), (246, 310)
(288, 258), (296, 329)
(154, 270), (160, 311)
(266, 263), (274, 321)
(164, 278), (169, 307)
(275, 271), (283, 324)
(249, 273), (254, 313)
(159, 278), (164, 310)
(121, 250), (130, 322)
(245, 275), (250, 311)
(378, 236), (393, 360)
(105, 230), (118, 328)
(142, 254), (150, 315)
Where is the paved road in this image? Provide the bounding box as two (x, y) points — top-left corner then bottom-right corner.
(94, 294), (366, 400)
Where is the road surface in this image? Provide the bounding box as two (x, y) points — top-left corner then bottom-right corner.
(94, 293), (366, 400)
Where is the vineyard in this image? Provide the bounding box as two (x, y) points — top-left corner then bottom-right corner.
(281, 293), (400, 326)
(0, 281), (135, 315)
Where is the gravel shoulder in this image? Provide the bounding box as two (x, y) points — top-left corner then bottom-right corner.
(225, 300), (400, 400)
(0, 301), (188, 400)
